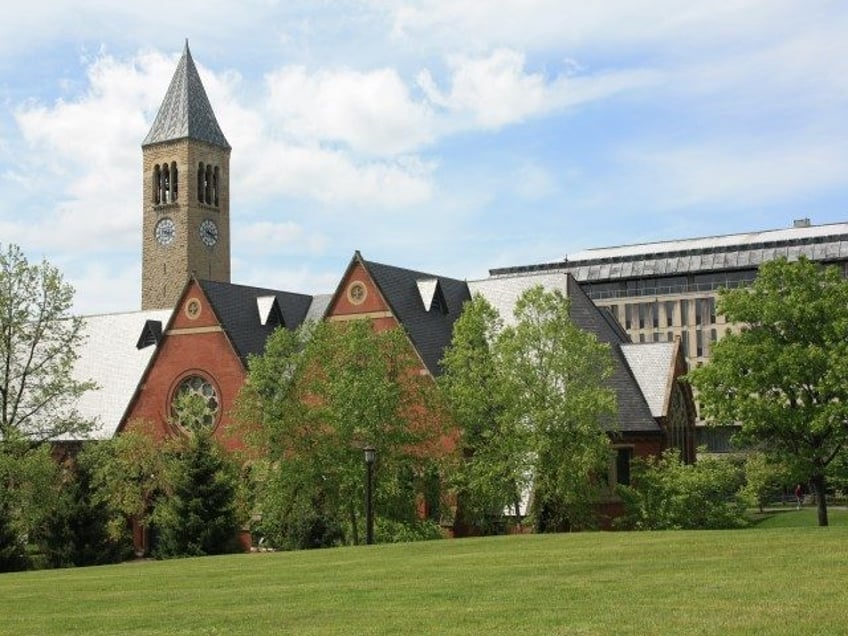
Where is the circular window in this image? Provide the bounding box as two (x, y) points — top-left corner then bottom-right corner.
(185, 298), (202, 320)
(347, 281), (367, 305)
(170, 375), (220, 432)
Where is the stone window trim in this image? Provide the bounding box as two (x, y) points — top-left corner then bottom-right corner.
(167, 371), (222, 434)
(347, 280), (368, 305)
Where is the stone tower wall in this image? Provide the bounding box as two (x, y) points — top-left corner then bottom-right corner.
(141, 139), (231, 310)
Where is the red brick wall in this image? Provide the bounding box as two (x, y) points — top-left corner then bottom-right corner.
(122, 280), (247, 452)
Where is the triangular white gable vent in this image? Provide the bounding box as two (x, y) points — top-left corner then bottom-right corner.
(256, 295), (284, 327)
(416, 278), (448, 314)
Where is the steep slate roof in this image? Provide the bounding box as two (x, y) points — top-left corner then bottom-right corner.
(198, 280), (314, 362)
(362, 257), (471, 376)
(469, 271), (660, 434)
(72, 309), (173, 440)
(142, 41), (230, 149)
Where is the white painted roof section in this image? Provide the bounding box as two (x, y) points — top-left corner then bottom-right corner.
(620, 342), (676, 417)
(72, 309), (172, 440)
(416, 278), (439, 311)
(468, 272), (569, 326)
(304, 293), (332, 323)
(566, 222), (848, 262)
(256, 295), (276, 326)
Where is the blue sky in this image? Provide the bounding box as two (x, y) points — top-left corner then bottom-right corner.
(1, 1), (846, 314)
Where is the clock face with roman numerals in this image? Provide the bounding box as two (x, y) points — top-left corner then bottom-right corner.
(155, 217), (176, 246)
(199, 219), (219, 247)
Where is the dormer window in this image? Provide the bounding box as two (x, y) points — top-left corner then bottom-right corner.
(416, 278), (448, 315)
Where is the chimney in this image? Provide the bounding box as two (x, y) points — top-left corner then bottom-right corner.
(793, 218), (811, 228)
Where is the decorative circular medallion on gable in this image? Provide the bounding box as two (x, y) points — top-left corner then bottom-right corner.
(185, 297), (202, 320)
(347, 281), (368, 305)
(170, 374), (220, 433)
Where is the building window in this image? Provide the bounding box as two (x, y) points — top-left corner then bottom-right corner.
(696, 330), (704, 357)
(170, 161), (178, 201)
(652, 301), (659, 329)
(665, 300), (675, 327)
(197, 162), (205, 202)
(680, 299), (689, 326)
(624, 305), (632, 330)
(638, 304), (646, 329)
(170, 374), (220, 432)
(610, 447), (633, 486)
(205, 164), (213, 204)
(152, 165), (161, 204)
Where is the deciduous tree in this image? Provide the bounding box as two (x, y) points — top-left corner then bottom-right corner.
(439, 294), (526, 535)
(239, 319), (448, 548)
(441, 286), (616, 533)
(688, 257), (848, 526)
(0, 244), (95, 446)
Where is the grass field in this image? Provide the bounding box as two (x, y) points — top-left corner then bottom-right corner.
(1, 515), (847, 635)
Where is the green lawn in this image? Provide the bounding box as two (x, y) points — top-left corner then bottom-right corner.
(750, 506), (848, 528)
(2, 526), (847, 635)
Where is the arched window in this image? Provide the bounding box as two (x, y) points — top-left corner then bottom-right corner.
(162, 163), (170, 203)
(213, 166), (219, 207)
(197, 162), (205, 202)
(152, 164), (161, 204)
(205, 164), (213, 204)
(170, 161), (178, 202)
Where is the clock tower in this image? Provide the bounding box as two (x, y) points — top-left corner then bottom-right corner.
(141, 41), (231, 310)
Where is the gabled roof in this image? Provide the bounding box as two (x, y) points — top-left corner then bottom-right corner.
(469, 271), (660, 434)
(142, 41), (230, 149)
(360, 256), (471, 376)
(72, 309), (173, 440)
(198, 280), (314, 362)
(620, 342), (679, 418)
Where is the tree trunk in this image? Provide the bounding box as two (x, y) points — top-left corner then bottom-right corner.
(810, 473), (829, 527)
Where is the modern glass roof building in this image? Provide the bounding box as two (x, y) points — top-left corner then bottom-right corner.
(490, 219), (848, 449)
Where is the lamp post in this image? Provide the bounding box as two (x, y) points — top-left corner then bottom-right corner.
(364, 446), (376, 545)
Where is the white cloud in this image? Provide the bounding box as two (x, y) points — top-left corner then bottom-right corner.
(264, 66), (435, 155)
(418, 48), (659, 130)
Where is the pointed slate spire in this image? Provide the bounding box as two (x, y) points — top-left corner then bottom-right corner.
(143, 40), (230, 149)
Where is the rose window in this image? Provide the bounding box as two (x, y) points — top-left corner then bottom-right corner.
(171, 375), (219, 432)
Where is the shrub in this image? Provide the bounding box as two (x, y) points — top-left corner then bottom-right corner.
(374, 518), (444, 544)
(616, 449), (747, 530)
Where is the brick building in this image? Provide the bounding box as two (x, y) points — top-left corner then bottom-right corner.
(69, 43), (696, 542)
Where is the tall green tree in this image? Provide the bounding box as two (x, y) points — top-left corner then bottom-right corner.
(86, 423), (170, 552)
(239, 319), (448, 548)
(0, 244), (95, 446)
(440, 286), (616, 533)
(0, 443), (63, 571)
(154, 431), (241, 558)
(439, 294), (526, 535)
(35, 452), (130, 568)
(688, 257), (848, 526)
(499, 286), (616, 531)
